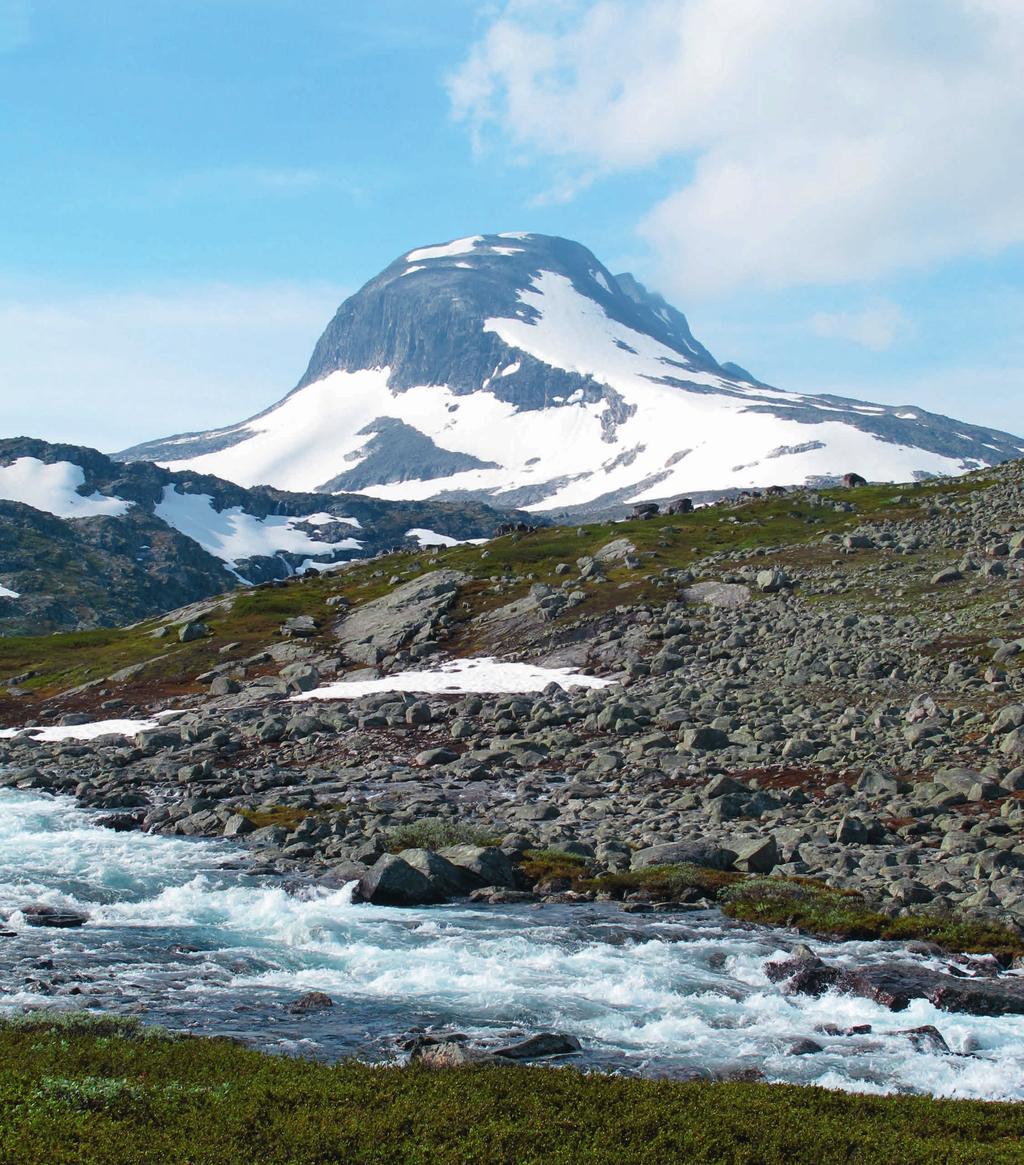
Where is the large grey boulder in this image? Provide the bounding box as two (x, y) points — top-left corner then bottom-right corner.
(732, 836), (778, 873)
(994, 705), (1024, 733)
(281, 615), (318, 638)
(756, 568), (789, 593)
(681, 581), (751, 609)
(398, 849), (480, 898)
(439, 844), (516, 888)
(682, 727), (731, 751)
(280, 662), (321, 693)
(630, 840), (737, 871)
(593, 538), (636, 564)
(222, 813), (255, 838)
(335, 570), (468, 663)
(178, 620), (209, 643)
(355, 854), (445, 907)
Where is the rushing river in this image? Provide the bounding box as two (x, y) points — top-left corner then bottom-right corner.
(2, 788), (1023, 1099)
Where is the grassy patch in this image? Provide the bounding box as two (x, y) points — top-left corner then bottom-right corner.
(720, 879), (1024, 957)
(383, 818), (500, 853)
(519, 848), (589, 884)
(1, 1016), (1023, 1164)
(585, 863), (742, 901)
(239, 803), (348, 832)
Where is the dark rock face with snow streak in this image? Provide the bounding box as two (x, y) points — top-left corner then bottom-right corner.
(295, 234), (723, 400)
(118, 233), (1023, 514)
(0, 437), (525, 634)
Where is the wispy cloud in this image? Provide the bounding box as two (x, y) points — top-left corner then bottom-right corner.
(450, 0), (1024, 299)
(809, 301), (911, 352)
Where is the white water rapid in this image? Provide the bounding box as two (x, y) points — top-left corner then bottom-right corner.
(2, 789), (1023, 1099)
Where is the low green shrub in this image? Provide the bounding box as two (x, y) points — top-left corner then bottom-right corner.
(383, 818), (499, 853)
(585, 862), (741, 902)
(0, 1017), (1022, 1164)
(519, 848), (589, 884)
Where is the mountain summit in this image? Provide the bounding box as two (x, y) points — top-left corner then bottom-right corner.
(120, 233), (1024, 513)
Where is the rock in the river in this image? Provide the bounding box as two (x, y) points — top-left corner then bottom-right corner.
(355, 854), (446, 907)
(20, 904), (89, 928)
(290, 991), (334, 1011)
(494, 1033), (583, 1060)
(896, 1025), (950, 1053)
(398, 848), (481, 898)
(764, 945), (840, 996)
(838, 963), (1024, 1016)
(776, 952), (1024, 1017)
(413, 1042), (502, 1068)
(786, 1038), (823, 1056)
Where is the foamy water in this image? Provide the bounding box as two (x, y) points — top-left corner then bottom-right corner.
(2, 789), (1023, 1097)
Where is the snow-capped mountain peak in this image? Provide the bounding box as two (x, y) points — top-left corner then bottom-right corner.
(119, 233), (1024, 514)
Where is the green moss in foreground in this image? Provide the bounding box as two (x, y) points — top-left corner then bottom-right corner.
(1, 1015), (1023, 1165)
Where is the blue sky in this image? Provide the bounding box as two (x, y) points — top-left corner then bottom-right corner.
(1, 0), (1022, 449)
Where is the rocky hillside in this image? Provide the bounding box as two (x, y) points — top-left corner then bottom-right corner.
(120, 233), (1024, 515)
(0, 437), (527, 634)
(4, 461), (1024, 960)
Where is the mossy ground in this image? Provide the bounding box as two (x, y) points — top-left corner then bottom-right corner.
(584, 862), (742, 901)
(0, 1015), (1021, 1165)
(720, 878), (1024, 957)
(237, 804), (348, 832)
(514, 860), (1024, 957)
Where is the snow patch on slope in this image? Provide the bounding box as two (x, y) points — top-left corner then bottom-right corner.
(406, 528), (486, 548)
(406, 236), (484, 262)
(161, 357), (968, 511)
(0, 458), (132, 519)
(154, 486), (361, 573)
(0, 717), (159, 741)
(0, 585), (19, 599)
(293, 657), (612, 700)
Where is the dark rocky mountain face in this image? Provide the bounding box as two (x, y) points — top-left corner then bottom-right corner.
(0, 437), (527, 634)
(0, 499), (236, 635)
(295, 234), (724, 402)
(116, 233), (1024, 515)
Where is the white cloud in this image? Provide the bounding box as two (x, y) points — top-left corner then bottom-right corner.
(809, 301), (910, 351)
(450, 0), (1024, 297)
(0, 281), (344, 451)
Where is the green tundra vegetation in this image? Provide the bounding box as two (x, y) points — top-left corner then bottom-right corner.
(0, 1014), (1022, 1165)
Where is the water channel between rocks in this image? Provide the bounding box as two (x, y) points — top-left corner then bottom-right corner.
(2, 788), (1023, 1100)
